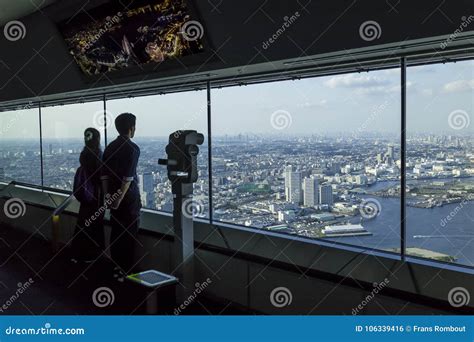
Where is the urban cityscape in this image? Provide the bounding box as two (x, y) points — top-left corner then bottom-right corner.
(1, 131), (472, 266)
(1, 61), (472, 266)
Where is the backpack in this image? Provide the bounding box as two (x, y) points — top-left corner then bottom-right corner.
(73, 166), (96, 204)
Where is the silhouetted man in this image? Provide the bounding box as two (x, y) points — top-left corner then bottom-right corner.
(101, 113), (141, 280)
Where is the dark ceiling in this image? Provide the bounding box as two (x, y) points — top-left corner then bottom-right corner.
(0, 0), (473, 105)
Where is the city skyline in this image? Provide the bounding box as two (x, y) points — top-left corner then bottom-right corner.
(0, 60), (472, 267)
(0, 60), (472, 140)
(0, 131), (472, 265)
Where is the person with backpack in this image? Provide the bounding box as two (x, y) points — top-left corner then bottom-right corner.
(71, 127), (105, 263)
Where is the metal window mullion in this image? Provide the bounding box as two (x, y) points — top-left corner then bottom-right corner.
(103, 94), (108, 147)
(39, 103), (44, 189)
(207, 81), (213, 223)
(401, 57), (407, 260)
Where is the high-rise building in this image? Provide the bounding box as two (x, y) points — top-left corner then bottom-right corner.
(0, 167), (5, 183)
(139, 173), (155, 208)
(387, 144), (394, 159)
(285, 166), (302, 204)
(284, 165), (293, 187)
(303, 176), (319, 207)
(319, 184), (334, 206)
(284, 165), (293, 201)
(138, 174), (143, 192)
(142, 172), (154, 194)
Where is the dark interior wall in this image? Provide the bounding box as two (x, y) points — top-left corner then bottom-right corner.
(0, 0), (472, 103)
(0, 193), (469, 314)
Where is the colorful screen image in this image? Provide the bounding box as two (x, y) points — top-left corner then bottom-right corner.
(58, 0), (205, 76)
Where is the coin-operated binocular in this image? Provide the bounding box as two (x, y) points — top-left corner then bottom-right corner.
(158, 130), (204, 186)
(158, 130), (204, 300)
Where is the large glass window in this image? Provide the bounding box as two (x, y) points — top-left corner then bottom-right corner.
(2, 57), (472, 269)
(0, 105), (41, 185)
(106, 91), (208, 216)
(41, 101), (105, 190)
(212, 69), (401, 251)
(407, 60), (474, 266)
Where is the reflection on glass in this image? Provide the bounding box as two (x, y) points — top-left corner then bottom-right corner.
(0, 106), (41, 185)
(212, 69), (401, 251)
(106, 91), (208, 217)
(407, 60), (474, 266)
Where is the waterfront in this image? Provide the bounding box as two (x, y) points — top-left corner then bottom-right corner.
(331, 180), (474, 266)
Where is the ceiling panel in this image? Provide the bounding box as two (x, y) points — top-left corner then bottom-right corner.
(0, 0), (57, 25)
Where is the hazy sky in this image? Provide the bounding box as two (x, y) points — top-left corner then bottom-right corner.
(0, 60), (472, 140)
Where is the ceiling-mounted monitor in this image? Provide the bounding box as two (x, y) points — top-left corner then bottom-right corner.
(58, 0), (206, 76)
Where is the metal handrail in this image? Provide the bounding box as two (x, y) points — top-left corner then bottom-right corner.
(0, 181), (76, 252)
(52, 193), (76, 217)
(0, 182), (16, 198)
(51, 193), (76, 253)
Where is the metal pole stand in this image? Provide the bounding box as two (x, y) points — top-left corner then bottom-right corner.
(172, 181), (195, 305)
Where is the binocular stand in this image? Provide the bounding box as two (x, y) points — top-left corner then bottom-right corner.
(127, 130), (204, 312)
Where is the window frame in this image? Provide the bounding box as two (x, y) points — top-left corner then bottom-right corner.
(1, 55), (473, 270)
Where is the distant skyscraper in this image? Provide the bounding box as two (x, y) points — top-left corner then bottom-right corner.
(284, 165), (292, 185)
(387, 145), (394, 159)
(0, 168), (5, 183)
(285, 166), (302, 204)
(284, 165), (293, 200)
(303, 176), (319, 207)
(139, 173), (155, 208)
(319, 184), (334, 206)
(142, 172), (154, 194)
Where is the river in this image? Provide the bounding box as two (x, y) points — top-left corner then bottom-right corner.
(327, 179), (474, 267)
